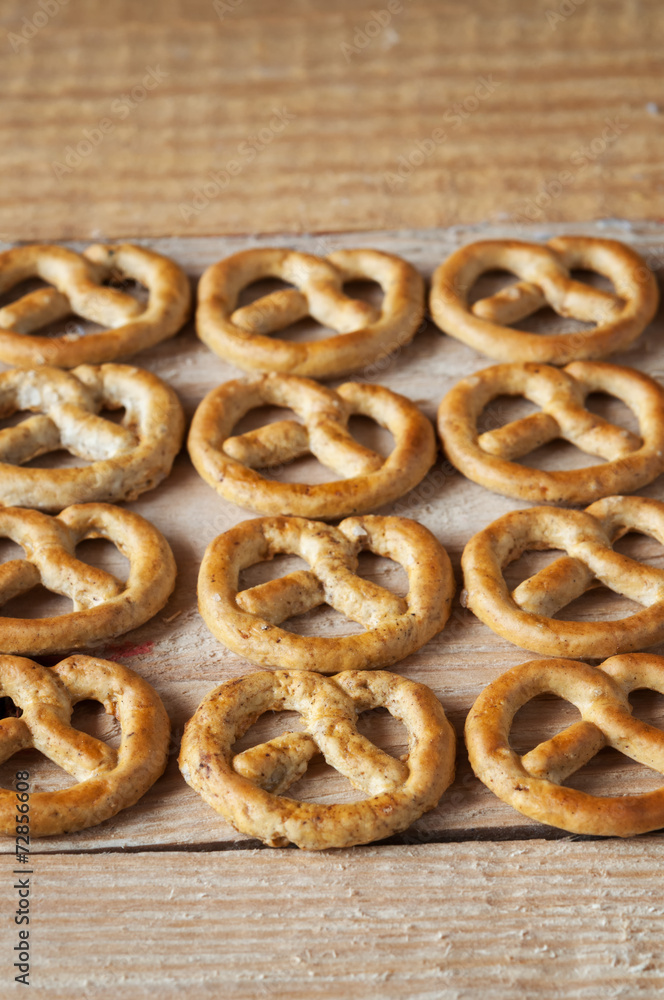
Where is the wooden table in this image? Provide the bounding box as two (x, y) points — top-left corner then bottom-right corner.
(2, 2), (664, 996)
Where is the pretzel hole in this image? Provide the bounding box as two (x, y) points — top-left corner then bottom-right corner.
(503, 548), (567, 591)
(282, 603), (365, 637)
(0, 584), (73, 618)
(70, 699), (121, 750)
(101, 274), (149, 308)
(0, 538), (27, 564)
(584, 392), (640, 437)
(342, 278), (384, 309)
(613, 531), (664, 569)
(564, 744), (664, 796)
(20, 449), (94, 470)
(476, 395), (539, 435)
(569, 268), (618, 297)
(553, 586), (643, 622)
(0, 277), (53, 310)
(510, 693), (582, 757)
(0, 696), (21, 720)
(239, 552), (311, 591)
(467, 270), (522, 306)
(348, 414), (396, 458)
(356, 551), (409, 598)
(236, 277), (296, 309)
(75, 538), (130, 582)
(519, 438), (609, 472)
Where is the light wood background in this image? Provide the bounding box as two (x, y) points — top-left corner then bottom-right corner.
(2, 0), (664, 994)
(1, 0), (663, 239)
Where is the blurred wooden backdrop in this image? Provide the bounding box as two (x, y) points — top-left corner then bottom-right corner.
(1, 0), (663, 240)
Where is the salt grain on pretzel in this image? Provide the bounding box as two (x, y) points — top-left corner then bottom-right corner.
(0, 654), (169, 836)
(198, 514), (454, 672)
(0, 503), (176, 655)
(465, 653), (664, 837)
(438, 361), (664, 505)
(0, 243), (191, 367)
(0, 364), (184, 509)
(188, 372), (436, 518)
(430, 236), (658, 364)
(179, 668), (455, 850)
(462, 495), (664, 658)
(196, 247), (424, 378)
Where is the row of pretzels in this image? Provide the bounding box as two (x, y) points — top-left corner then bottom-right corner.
(1, 234), (663, 851)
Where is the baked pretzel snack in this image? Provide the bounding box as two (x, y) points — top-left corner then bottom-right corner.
(179, 669), (455, 850)
(0, 654), (169, 836)
(198, 515), (454, 672)
(0, 243), (191, 367)
(196, 247), (424, 378)
(0, 364), (185, 510)
(462, 495), (664, 658)
(188, 372), (436, 518)
(430, 236), (658, 364)
(465, 653), (664, 837)
(438, 361), (664, 505)
(0, 503), (176, 655)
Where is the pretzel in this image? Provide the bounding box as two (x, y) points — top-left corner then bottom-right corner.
(429, 236), (658, 364)
(198, 514), (454, 672)
(437, 361), (664, 505)
(465, 652), (664, 837)
(188, 372), (436, 519)
(179, 668), (455, 849)
(0, 503), (176, 655)
(196, 247), (425, 378)
(0, 364), (184, 510)
(462, 495), (664, 658)
(0, 654), (169, 836)
(0, 243), (191, 367)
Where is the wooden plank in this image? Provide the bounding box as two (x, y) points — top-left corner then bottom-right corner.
(0, 222), (664, 852)
(3, 841), (664, 997)
(1, 0), (663, 239)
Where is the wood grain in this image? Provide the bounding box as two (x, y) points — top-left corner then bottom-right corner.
(0, 0), (663, 240)
(2, 841), (664, 997)
(0, 222), (663, 853)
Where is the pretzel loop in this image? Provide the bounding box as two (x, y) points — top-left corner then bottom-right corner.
(430, 236), (659, 364)
(465, 653), (664, 836)
(199, 514), (454, 672)
(462, 495), (664, 658)
(438, 361), (664, 505)
(0, 654), (169, 836)
(179, 669), (455, 849)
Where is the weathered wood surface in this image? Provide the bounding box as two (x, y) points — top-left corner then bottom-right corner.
(1, 0), (664, 240)
(3, 841), (664, 998)
(0, 222), (663, 852)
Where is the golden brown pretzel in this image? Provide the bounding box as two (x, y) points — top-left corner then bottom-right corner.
(0, 243), (191, 367)
(0, 503), (176, 655)
(437, 361), (664, 505)
(198, 514), (454, 672)
(0, 364), (184, 509)
(462, 495), (664, 658)
(179, 668), (455, 849)
(430, 236), (658, 364)
(187, 372), (436, 518)
(196, 247), (424, 378)
(465, 653), (664, 837)
(0, 654), (169, 836)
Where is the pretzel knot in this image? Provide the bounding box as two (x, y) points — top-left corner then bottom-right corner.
(0, 503), (176, 655)
(438, 361), (664, 505)
(196, 247), (425, 378)
(465, 653), (664, 837)
(0, 243), (191, 367)
(198, 514), (455, 672)
(179, 669), (455, 849)
(462, 495), (664, 659)
(0, 364), (184, 509)
(430, 236), (659, 364)
(0, 654), (169, 836)
(188, 372), (436, 519)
